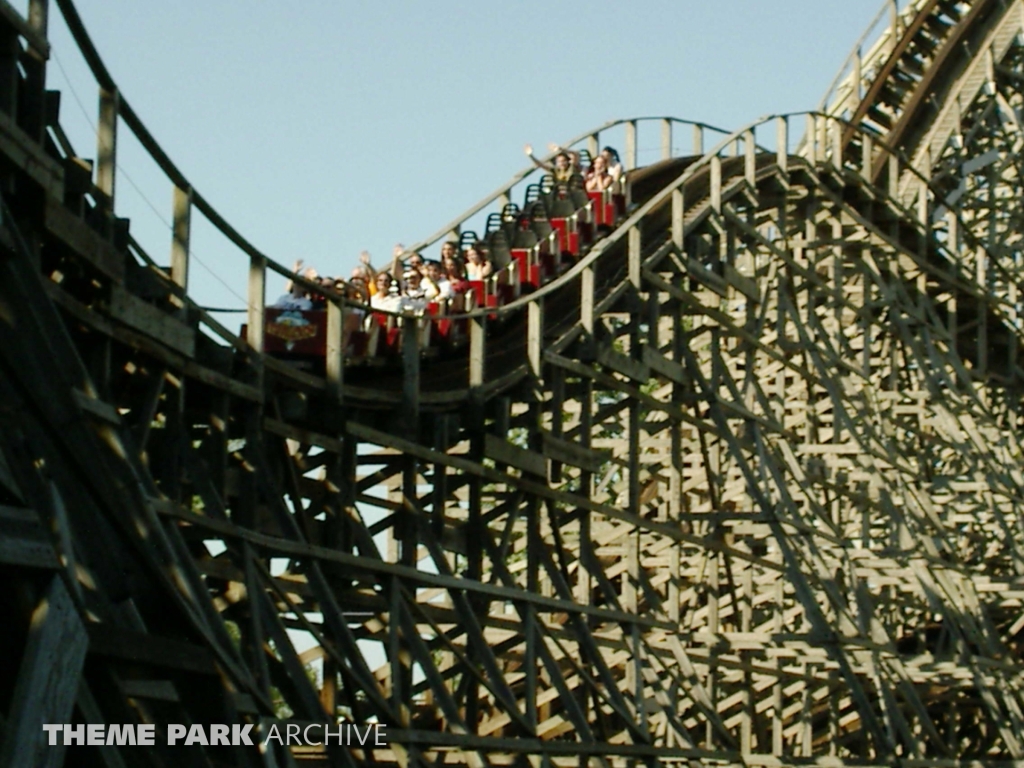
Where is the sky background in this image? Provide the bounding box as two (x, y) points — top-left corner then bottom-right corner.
(40, 0), (891, 312)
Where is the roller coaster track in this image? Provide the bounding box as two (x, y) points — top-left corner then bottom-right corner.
(4, 0), (1024, 766)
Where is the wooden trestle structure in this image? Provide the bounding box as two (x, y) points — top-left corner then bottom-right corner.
(4, 0), (1024, 765)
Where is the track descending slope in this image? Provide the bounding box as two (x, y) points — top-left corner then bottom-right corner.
(4, 1), (1024, 767)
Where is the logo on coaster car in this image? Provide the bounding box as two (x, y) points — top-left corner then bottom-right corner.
(267, 311), (317, 350)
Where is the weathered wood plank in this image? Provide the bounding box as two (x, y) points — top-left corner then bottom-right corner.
(0, 504), (58, 568)
(71, 388), (121, 425)
(483, 432), (547, 477)
(0, 576), (86, 768)
(86, 623), (219, 676)
(45, 197), (125, 281)
(106, 285), (195, 358)
(0, 0), (49, 56)
(0, 446), (23, 500)
(263, 417), (344, 454)
(596, 344), (650, 383)
(642, 345), (686, 385)
(0, 100), (62, 198)
(541, 432), (610, 475)
(118, 678), (181, 703)
(45, 283), (262, 401)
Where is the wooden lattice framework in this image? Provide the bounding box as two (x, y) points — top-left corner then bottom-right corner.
(4, 0), (1024, 766)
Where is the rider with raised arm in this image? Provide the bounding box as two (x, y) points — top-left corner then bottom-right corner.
(351, 251), (377, 296)
(524, 142), (580, 184)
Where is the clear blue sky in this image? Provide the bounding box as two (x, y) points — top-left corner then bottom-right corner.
(41, 0), (886, 311)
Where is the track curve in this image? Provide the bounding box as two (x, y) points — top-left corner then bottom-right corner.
(2, 2), (1024, 768)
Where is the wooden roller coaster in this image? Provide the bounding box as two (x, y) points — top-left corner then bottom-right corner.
(4, 0), (1024, 765)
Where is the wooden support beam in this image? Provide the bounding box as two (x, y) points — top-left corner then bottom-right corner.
(96, 87), (118, 209)
(0, 576), (86, 768)
(325, 297), (344, 402)
(671, 188), (684, 249)
(777, 116), (788, 173)
(170, 184), (191, 292)
(247, 254), (265, 354)
(45, 197), (123, 281)
(628, 225), (642, 289)
(401, 314), (420, 427)
(469, 313), (485, 387)
(483, 432), (546, 477)
(711, 155), (722, 212)
(830, 117), (842, 168)
(107, 285), (195, 357)
(27, 0), (48, 38)
(0, 107), (63, 196)
(581, 264), (595, 334)
(744, 129), (756, 185)
(806, 113), (817, 164)
(527, 298), (543, 381)
(0, 505), (58, 568)
(625, 120), (637, 171)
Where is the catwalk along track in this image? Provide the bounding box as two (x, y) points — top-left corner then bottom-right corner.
(5, 0), (1024, 766)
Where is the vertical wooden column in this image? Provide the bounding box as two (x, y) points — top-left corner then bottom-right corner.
(693, 123), (704, 155)
(830, 118), (843, 169)
(740, 560), (753, 756)
(710, 155), (722, 213)
(0, 576), (87, 768)
(247, 256), (265, 354)
(625, 530), (642, 723)
(672, 188), (685, 250)
(21, 0), (49, 142)
(581, 264), (595, 334)
(170, 185), (191, 293)
(668, 299), (683, 624)
(771, 573), (784, 756)
(777, 116), (788, 173)
(861, 133), (873, 181)
(325, 297), (344, 401)
(29, 0), (49, 34)
(977, 243), (988, 375)
(661, 118), (672, 160)
(806, 114), (817, 165)
(96, 87), (119, 212)
(853, 47), (863, 104)
(0, 25), (18, 118)
(801, 663), (814, 756)
(889, 0), (901, 48)
(588, 132), (599, 161)
(625, 120), (637, 171)
(464, 405), (485, 730)
(706, 552), (720, 747)
(402, 315), (421, 428)
(469, 314), (485, 387)
(576, 377), (594, 604)
(388, 577), (411, 727)
(744, 129), (756, 185)
(527, 299), (543, 382)
(524, 474), (540, 728)
(628, 225), (642, 289)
